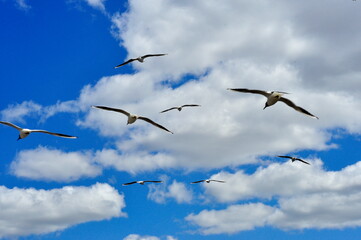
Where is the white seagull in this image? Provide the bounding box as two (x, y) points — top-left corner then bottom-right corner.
(122, 180), (163, 186)
(0, 121), (77, 140)
(278, 155), (310, 165)
(92, 106), (174, 134)
(114, 53), (167, 68)
(227, 88), (319, 119)
(160, 104), (201, 113)
(191, 179), (226, 184)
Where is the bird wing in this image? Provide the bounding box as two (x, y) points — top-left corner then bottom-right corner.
(210, 180), (226, 183)
(191, 180), (205, 184)
(278, 155), (292, 159)
(114, 58), (136, 68)
(122, 181), (138, 186)
(142, 54), (167, 59)
(296, 159), (310, 165)
(279, 97), (319, 119)
(144, 181), (163, 183)
(181, 104), (201, 108)
(0, 121), (23, 130)
(160, 107), (178, 113)
(31, 130), (77, 139)
(138, 116), (173, 134)
(92, 106), (130, 117)
(227, 88), (270, 98)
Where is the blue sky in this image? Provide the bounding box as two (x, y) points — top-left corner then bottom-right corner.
(1, 0), (361, 239)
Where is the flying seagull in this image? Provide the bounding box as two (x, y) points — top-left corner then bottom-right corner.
(227, 88), (319, 119)
(278, 155), (310, 165)
(160, 104), (201, 113)
(122, 180), (163, 186)
(114, 54), (167, 68)
(0, 121), (77, 140)
(191, 179), (226, 184)
(92, 106), (174, 134)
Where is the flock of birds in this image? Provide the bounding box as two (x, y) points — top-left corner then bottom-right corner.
(0, 53), (316, 186)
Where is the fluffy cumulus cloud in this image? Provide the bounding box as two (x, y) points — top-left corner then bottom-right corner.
(203, 159), (361, 202)
(0, 183), (126, 238)
(147, 178), (193, 204)
(3, 0), (360, 176)
(186, 159), (361, 234)
(84, 0), (107, 11)
(124, 234), (177, 240)
(3, 0), (361, 174)
(1, 101), (42, 123)
(186, 203), (275, 234)
(11, 146), (102, 182)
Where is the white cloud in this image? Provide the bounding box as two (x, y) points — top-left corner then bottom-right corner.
(1, 101), (42, 123)
(187, 191), (361, 234)
(186, 203), (275, 235)
(75, 63), (361, 172)
(5, 0), (361, 175)
(186, 159), (361, 234)
(123, 234), (177, 240)
(147, 178), (193, 204)
(11, 146), (102, 182)
(0, 183), (126, 238)
(270, 192), (361, 230)
(71, 0), (361, 173)
(124, 234), (159, 240)
(204, 159), (361, 202)
(41, 100), (80, 120)
(94, 149), (177, 175)
(85, 0), (107, 11)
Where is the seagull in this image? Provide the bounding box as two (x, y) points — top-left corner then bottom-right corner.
(0, 121), (77, 140)
(114, 54), (167, 68)
(191, 179), (226, 184)
(160, 104), (201, 113)
(278, 155), (310, 165)
(227, 88), (319, 119)
(122, 180), (163, 186)
(92, 106), (173, 134)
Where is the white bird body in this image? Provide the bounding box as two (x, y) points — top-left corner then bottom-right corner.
(0, 121), (77, 140)
(127, 114), (138, 124)
(136, 56), (145, 62)
(265, 91), (286, 108)
(19, 129), (31, 139)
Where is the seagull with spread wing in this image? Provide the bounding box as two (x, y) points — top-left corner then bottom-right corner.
(114, 53), (167, 68)
(92, 106), (173, 134)
(227, 88), (319, 119)
(160, 104), (201, 113)
(278, 155), (311, 165)
(0, 121), (77, 140)
(191, 179), (226, 184)
(122, 180), (163, 186)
